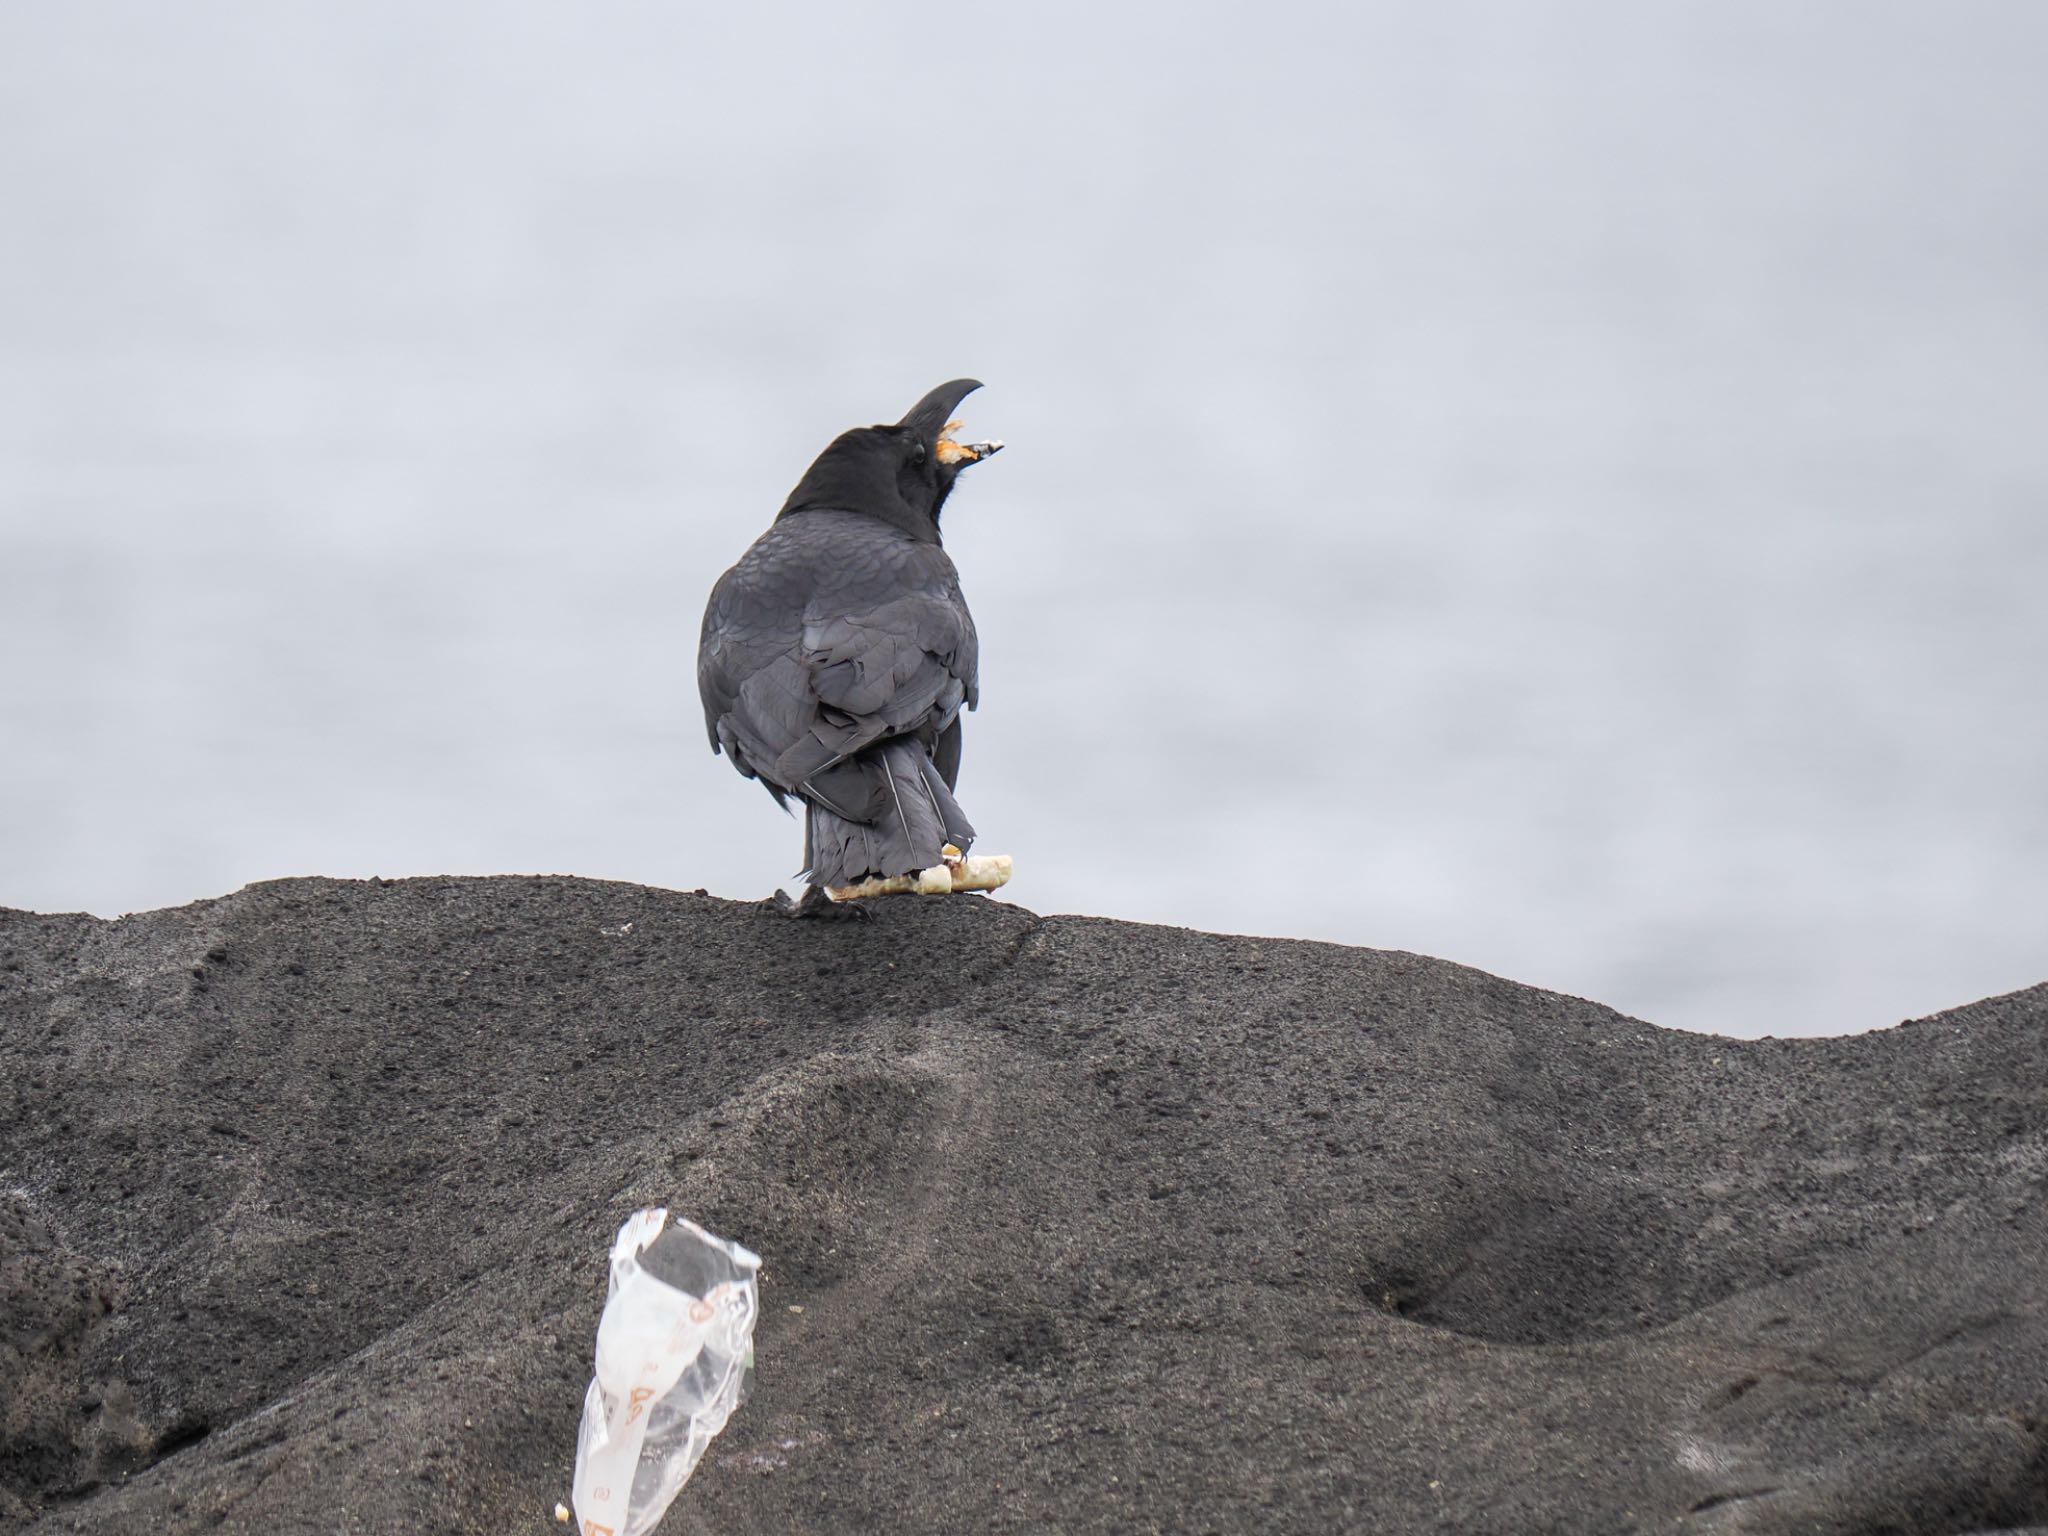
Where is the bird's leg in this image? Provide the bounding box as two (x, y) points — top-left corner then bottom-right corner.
(772, 884), (875, 921)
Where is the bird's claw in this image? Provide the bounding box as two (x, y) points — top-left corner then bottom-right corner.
(773, 886), (875, 921)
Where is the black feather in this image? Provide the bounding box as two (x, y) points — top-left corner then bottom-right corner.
(696, 381), (996, 891)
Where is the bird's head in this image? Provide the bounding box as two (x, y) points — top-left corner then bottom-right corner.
(777, 379), (1003, 542)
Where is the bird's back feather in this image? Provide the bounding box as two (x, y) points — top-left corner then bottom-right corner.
(697, 507), (980, 883)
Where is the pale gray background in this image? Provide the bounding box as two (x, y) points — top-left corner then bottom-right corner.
(3, 2), (2043, 1037)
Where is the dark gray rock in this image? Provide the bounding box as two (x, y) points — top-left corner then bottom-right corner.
(2, 876), (2043, 1534)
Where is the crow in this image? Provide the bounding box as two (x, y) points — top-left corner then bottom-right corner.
(697, 379), (1003, 916)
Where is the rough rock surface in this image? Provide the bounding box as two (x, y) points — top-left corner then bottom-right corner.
(2, 875), (2044, 1535)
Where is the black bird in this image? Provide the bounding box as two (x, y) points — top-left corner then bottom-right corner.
(697, 379), (1003, 916)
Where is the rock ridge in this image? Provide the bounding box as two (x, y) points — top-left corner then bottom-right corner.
(2, 875), (2044, 1533)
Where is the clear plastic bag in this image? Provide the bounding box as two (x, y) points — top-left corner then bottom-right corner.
(571, 1209), (761, 1536)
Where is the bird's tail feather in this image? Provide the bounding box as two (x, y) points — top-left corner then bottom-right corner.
(801, 737), (974, 890)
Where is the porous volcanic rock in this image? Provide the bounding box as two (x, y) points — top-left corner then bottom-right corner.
(2, 876), (2044, 1534)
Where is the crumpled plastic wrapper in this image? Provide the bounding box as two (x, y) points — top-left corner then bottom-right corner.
(570, 1209), (760, 1535)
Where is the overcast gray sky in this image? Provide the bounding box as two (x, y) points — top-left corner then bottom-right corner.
(3, 1), (2044, 1036)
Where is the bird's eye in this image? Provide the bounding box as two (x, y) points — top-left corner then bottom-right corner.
(910, 443), (928, 466)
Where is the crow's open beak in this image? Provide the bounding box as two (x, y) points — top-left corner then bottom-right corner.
(899, 379), (1001, 467)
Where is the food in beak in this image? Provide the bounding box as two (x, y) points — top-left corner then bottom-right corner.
(935, 419), (1004, 466)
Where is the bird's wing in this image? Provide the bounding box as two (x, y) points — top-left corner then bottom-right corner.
(697, 517), (977, 806)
